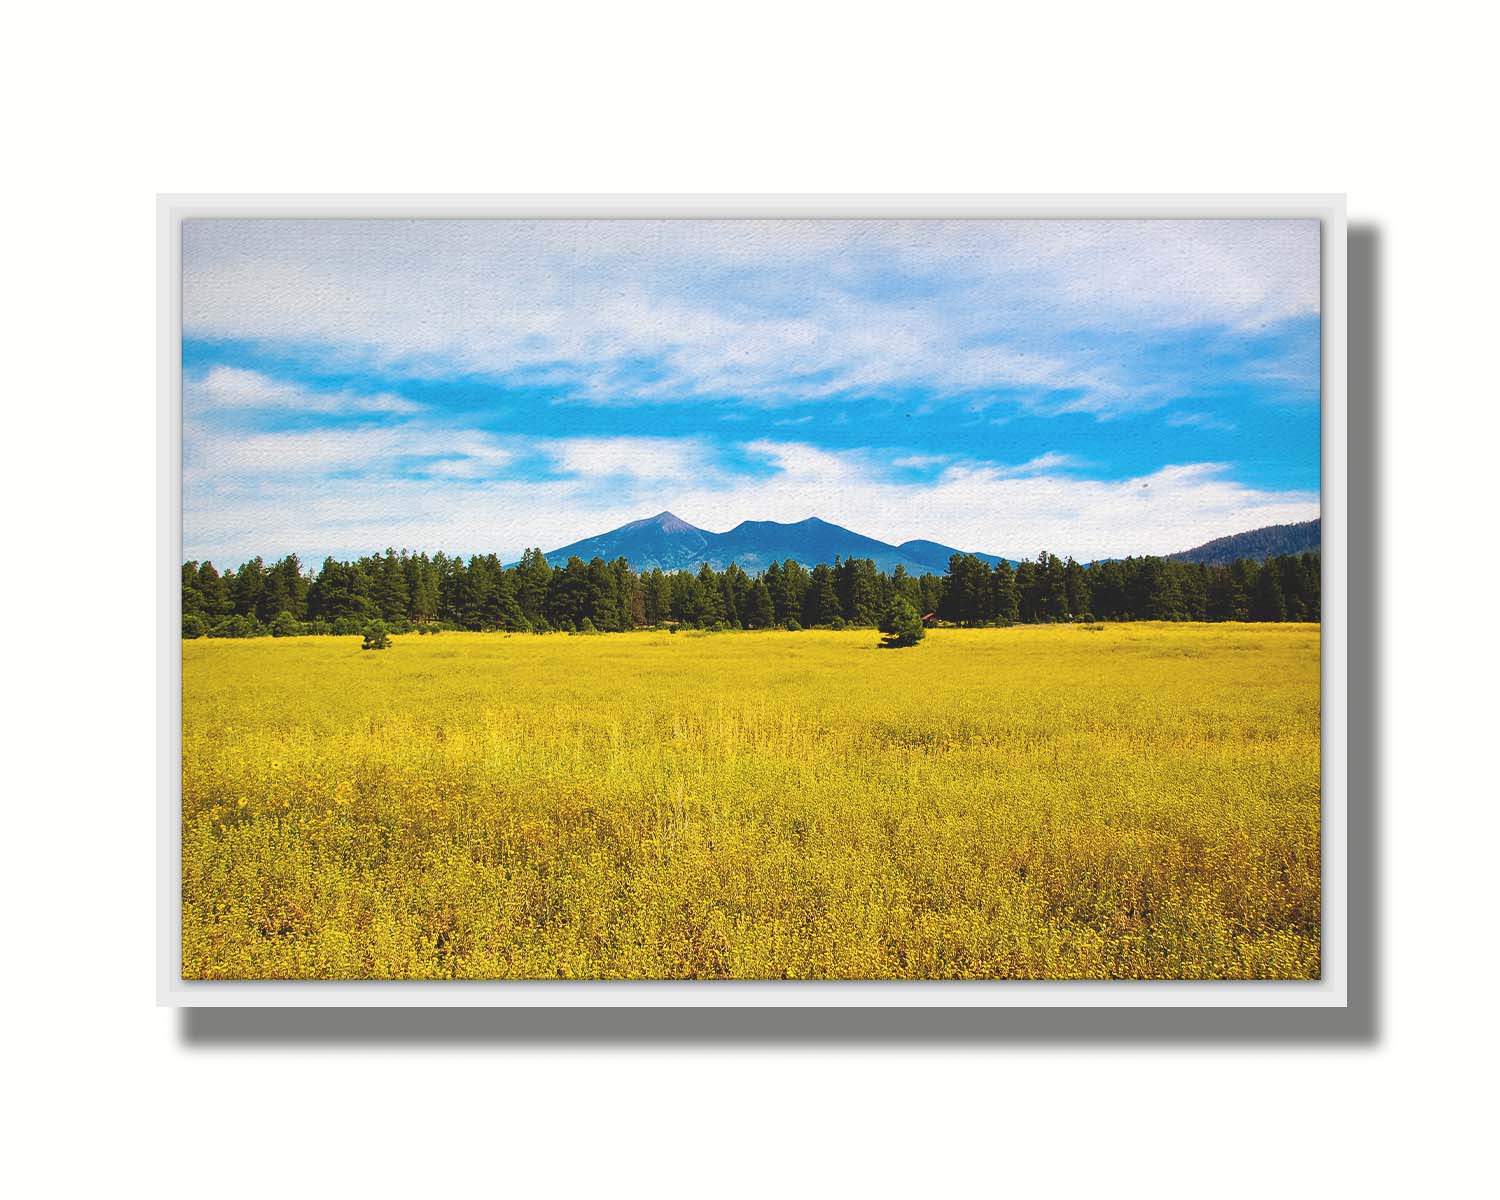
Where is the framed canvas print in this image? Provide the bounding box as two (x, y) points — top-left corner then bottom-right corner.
(157, 195), (1346, 1006)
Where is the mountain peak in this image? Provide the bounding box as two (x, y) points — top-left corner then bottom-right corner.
(545, 512), (1013, 575)
(627, 510), (700, 534)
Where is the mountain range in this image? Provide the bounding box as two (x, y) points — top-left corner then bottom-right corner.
(1167, 518), (1321, 566)
(545, 512), (1007, 575)
(545, 512), (1322, 574)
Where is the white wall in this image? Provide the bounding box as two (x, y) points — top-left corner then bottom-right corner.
(5, 3), (1492, 1195)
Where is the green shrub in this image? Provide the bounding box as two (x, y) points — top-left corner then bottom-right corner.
(182, 613), (208, 639)
(361, 620), (391, 651)
(878, 597), (925, 649)
(208, 614), (259, 639)
(269, 611), (300, 638)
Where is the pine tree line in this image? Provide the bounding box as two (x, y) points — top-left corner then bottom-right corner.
(181, 546), (1321, 638)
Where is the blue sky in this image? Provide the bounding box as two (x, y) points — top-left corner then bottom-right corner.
(182, 219), (1320, 566)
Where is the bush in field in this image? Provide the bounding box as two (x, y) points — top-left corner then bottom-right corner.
(331, 617), (364, 637)
(878, 596), (925, 648)
(578, 618), (598, 635)
(269, 611), (300, 638)
(361, 621), (391, 651)
(182, 613), (207, 639)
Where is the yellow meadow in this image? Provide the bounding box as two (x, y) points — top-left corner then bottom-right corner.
(182, 624), (1320, 979)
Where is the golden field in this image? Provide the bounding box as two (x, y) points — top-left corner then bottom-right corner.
(181, 624), (1320, 980)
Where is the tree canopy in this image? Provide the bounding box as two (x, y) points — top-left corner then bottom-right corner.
(181, 545), (1320, 638)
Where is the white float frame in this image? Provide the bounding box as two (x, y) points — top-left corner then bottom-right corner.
(157, 194), (1347, 1007)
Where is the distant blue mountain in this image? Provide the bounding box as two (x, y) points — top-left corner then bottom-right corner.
(896, 539), (1007, 572)
(545, 512), (1014, 575)
(1167, 518), (1321, 566)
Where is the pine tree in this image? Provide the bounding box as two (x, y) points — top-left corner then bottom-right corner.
(720, 562), (752, 627)
(1064, 557), (1090, 620)
(1275, 555), (1308, 620)
(585, 557), (623, 630)
(545, 557), (590, 629)
(744, 579), (775, 628)
(256, 571), (289, 624)
(1014, 559), (1039, 622)
(774, 560), (812, 624)
(844, 558), (881, 626)
(1252, 560), (1287, 620)
(1227, 560), (1255, 620)
(440, 556), (469, 626)
(620, 563), (647, 628)
(642, 568), (670, 625)
(460, 555), (499, 629)
(693, 562), (726, 626)
(1087, 560), (1126, 620)
(1139, 557), (1184, 620)
(890, 564), (921, 609)
(763, 562), (786, 621)
(232, 556), (266, 617)
(668, 570), (697, 623)
(513, 549), (553, 623)
(1038, 552), (1068, 621)
(878, 596), (925, 648)
(803, 564), (840, 626)
(372, 548), (410, 620)
(940, 554), (989, 625)
(990, 560), (1020, 624)
(196, 561), (231, 618)
(407, 553), (439, 622)
(480, 570), (528, 630)
(181, 561), (205, 618)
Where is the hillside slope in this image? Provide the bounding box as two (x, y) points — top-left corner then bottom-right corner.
(1168, 518), (1321, 566)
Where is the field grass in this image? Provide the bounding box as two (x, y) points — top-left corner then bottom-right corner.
(181, 624), (1320, 980)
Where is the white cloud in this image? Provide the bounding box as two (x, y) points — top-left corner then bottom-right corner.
(185, 430), (1317, 567)
(992, 451), (1084, 475)
(183, 421), (516, 479)
(542, 436), (718, 482)
(995, 219), (1321, 331)
(182, 219), (1318, 417)
(1167, 411), (1239, 432)
(187, 365), (419, 415)
(660, 449), (1317, 561)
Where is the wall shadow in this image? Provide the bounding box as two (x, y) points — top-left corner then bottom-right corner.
(178, 226), (1382, 1050)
